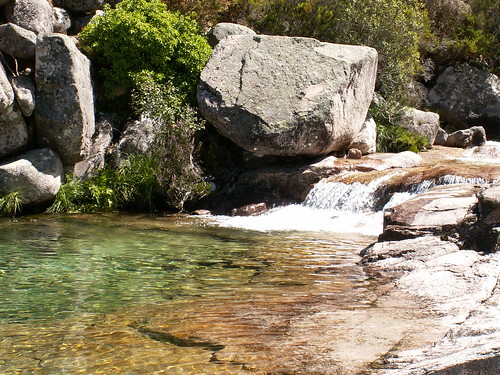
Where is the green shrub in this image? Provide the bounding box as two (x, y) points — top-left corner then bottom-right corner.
(371, 99), (429, 153)
(78, 0), (212, 100)
(0, 192), (24, 217)
(132, 79), (211, 211)
(247, 0), (431, 101)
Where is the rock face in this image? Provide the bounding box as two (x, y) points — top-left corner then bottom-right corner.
(400, 108), (440, 146)
(446, 126), (487, 148)
(61, 0), (105, 13)
(206, 23), (256, 47)
(362, 237), (500, 375)
(429, 65), (500, 134)
(198, 35), (378, 157)
(0, 148), (63, 206)
(0, 105), (29, 159)
(0, 63), (14, 112)
(349, 113), (377, 155)
(380, 184), (481, 247)
(35, 34), (95, 166)
(0, 23), (37, 59)
(10, 75), (36, 117)
(5, 0), (54, 35)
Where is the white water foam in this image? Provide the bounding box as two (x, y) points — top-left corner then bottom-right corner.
(457, 141), (500, 165)
(210, 168), (493, 234)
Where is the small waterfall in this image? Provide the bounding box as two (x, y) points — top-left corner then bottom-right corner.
(211, 173), (491, 234)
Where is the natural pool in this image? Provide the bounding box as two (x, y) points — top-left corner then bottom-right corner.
(0, 213), (401, 374)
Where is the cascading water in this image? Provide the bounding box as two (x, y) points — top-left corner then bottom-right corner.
(213, 171), (494, 235)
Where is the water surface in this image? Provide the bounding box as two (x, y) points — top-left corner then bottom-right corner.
(0, 213), (386, 374)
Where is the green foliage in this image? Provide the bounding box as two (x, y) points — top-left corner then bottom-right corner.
(371, 99), (429, 153)
(0, 192), (24, 217)
(48, 155), (158, 214)
(78, 0), (212, 100)
(132, 80), (211, 211)
(247, 0), (431, 101)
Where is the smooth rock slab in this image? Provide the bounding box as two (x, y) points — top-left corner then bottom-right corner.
(198, 35), (378, 156)
(380, 184), (481, 246)
(35, 34), (95, 165)
(0, 148), (63, 205)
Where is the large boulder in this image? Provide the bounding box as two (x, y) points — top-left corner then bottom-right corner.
(35, 34), (95, 166)
(400, 108), (440, 146)
(198, 35), (378, 157)
(0, 105), (29, 159)
(0, 23), (37, 59)
(206, 23), (256, 48)
(429, 65), (500, 135)
(0, 148), (63, 206)
(5, 0), (54, 35)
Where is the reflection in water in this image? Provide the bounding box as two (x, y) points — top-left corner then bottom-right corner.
(0, 213), (429, 374)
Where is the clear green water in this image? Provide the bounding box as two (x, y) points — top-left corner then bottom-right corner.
(0, 213), (379, 374)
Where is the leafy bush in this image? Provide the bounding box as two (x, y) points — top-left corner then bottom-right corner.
(132, 79), (211, 211)
(78, 0), (212, 100)
(48, 155), (158, 213)
(370, 99), (429, 153)
(246, 0), (431, 101)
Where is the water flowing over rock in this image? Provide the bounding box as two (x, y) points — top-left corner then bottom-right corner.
(0, 148), (63, 206)
(35, 33), (95, 166)
(5, 0), (54, 35)
(400, 107), (440, 146)
(446, 126), (487, 148)
(206, 23), (256, 48)
(0, 105), (29, 160)
(0, 22), (37, 59)
(429, 64), (500, 135)
(198, 35), (378, 157)
(10, 74), (35, 117)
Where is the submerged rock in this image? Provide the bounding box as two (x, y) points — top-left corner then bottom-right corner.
(198, 35), (378, 157)
(0, 148), (63, 206)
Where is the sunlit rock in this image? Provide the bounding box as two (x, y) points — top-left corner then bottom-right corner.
(10, 74), (35, 117)
(0, 105), (29, 160)
(0, 148), (63, 205)
(400, 107), (440, 146)
(0, 22), (37, 59)
(446, 126), (487, 148)
(35, 33), (95, 166)
(5, 0), (54, 35)
(198, 35), (378, 156)
(206, 22), (256, 48)
(349, 113), (377, 155)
